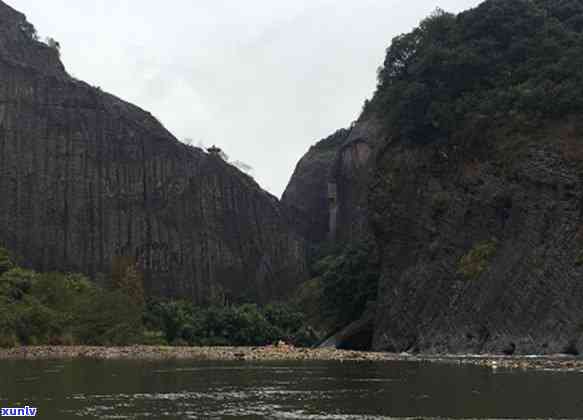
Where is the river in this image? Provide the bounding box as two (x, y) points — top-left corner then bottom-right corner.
(1, 358), (582, 419)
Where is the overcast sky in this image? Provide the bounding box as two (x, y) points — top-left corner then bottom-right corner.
(12, 0), (481, 197)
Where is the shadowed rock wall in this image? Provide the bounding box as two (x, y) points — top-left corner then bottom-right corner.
(282, 120), (384, 245)
(0, 1), (307, 303)
(370, 125), (583, 354)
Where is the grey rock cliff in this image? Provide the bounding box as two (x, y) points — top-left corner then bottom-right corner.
(282, 129), (348, 243)
(285, 13), (583, 355)
(369, 124), (583, 354)
(288, 116), (583, 355)
(0, 1), (307, 303)
(282, 120), (383, 245)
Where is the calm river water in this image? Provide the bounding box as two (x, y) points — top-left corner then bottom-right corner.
(1, 358), (583, 419)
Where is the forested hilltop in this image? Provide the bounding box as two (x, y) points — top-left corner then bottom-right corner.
(363, 0), (583, 143)
(286, 0), (583, 354)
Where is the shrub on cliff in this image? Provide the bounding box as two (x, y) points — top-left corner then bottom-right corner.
(458, 240), (498, 280)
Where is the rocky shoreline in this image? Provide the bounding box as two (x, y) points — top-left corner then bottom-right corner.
(1, 345), (582, 372)
(0, 345), (396, 362)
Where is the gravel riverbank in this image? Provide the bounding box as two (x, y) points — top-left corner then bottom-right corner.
(1, 345), (582, 372)
(0, 345), (398, 362)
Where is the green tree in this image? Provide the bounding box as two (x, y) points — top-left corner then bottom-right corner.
(365, 0), (583, 144)
(0, 248), (15, 275)
(312, 241), (380, 330)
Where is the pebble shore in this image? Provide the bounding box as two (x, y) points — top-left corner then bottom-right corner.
(0, 345), (399, 362)
(1, 345), (582, 372)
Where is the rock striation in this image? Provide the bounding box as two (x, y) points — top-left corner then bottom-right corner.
(282, 129), (348, 244)
(282, 120), (383, 245)
(369, 123), (583, 355)
(285, 0), (583, 354)
(0, 1), (307, 303)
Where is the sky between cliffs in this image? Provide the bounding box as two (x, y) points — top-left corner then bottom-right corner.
(14, 0), (480, 197)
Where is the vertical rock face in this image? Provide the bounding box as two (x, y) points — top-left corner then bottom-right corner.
(369, 125), (583, 354)
(0, 1), (307, 303)
(284, 0), (583, 354)
(282, 129), (348, 243)
(288, 117), (583, 355)
(282, 120), (383, 245)
(330, 120), (382, 243)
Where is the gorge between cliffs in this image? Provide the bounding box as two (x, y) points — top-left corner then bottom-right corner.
(2, 0), (583, 360)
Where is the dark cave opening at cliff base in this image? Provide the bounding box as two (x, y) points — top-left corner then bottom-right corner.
(335, 325), (374, 351)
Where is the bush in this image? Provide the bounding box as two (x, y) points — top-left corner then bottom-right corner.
(143, 300), (314, 347)
(431, 192), (451, 215)
(0, 249), (145, 347)
(0, 247), (15, 275)
(223, 304), (279, 346)
(0, 246), (317, 348)
(458, 240), (498, 280)
(144, 300), (194, 344)
(73, 290), (143, 345)
(0, 268), (38, 300)
(0, 296), (18, 347)
(312, 241), (379, 331)
(13, 298), (64, 345)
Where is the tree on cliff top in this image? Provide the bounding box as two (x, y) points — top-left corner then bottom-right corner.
(363, 0), (583, 144)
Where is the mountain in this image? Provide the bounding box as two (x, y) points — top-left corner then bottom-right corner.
(286, 0), (583, 354)
(0, 1), (307, 304)
(282, 129), (347, 244)
(282, 120), (383, 245)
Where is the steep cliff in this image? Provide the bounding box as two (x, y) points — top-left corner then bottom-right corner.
(282, 129), (348, 243)
(282, 120), (383, 245)
(287, 0), (583, 354)
(368, 0), (583, 354)
(0, 1), (307, 303)
(282, 121), (383, 349)
(370, 122), (583, 354)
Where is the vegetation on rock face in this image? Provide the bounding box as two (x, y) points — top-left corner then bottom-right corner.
(431, 191), (451, 216)
(297, 241), (380, 333)
(0, 246), (316, 348)
(363, 0), (583, 144)
(353, 0), (583, 353)
(457, 240), (498, 280)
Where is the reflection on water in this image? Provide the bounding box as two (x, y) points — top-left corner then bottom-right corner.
(1, 358), (583, 419)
